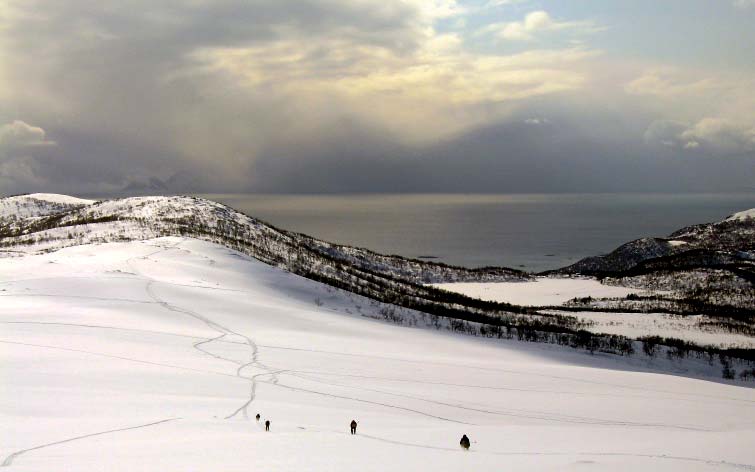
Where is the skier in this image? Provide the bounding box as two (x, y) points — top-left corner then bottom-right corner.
(460, 434), (470, 450)
(265, 420), (270, 431)
(255, 413), (260, 422)
(350, 420), (358, 435)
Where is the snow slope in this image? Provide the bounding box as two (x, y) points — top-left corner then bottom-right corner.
(728, 209), (755, 222)
(0, 193), (93, 219)
(2, 238), (754, 471)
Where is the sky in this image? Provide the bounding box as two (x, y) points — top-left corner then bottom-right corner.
(1, 0), (754, 195)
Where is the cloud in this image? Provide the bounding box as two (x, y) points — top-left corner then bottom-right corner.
(644, 118), (755, 154)
(0, 0), (600, 187)
(0, 120), (55, 151)
(0, 121), (56, 191)
(0, 155), (45, 188)
(196, 35), (598, 143)
(628, 69), (755, 156)
(0, 0), (751, 195)
(252, 109), (755, 194)
(625, 69), (720, 97)
(485, 0), (530, 7)
(643, 120), (690, 148)
(733, 0), (755, 8)
(681, 118), (755, 153)
(490, 10), (603, 41)
(1, 0), (455, 191)
(683, 140), (700, 150)
(524, 117), (549, 125)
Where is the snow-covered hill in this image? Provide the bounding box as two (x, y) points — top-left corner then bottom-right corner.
(558, 209), (755, 275)
(727, 208), (755, 222)
(0, 193), (93, 220)
(434, 208), (755, 351)
(2, 238), (754, 471)
(1, 194), (752, 372)
(1, 194), (545, 350)
(0, 194), (527, 284)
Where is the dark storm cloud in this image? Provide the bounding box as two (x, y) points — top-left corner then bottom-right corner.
(251, 110), (755, 194)
(0, 0), (426, 193)
(0, 0), (753, 195)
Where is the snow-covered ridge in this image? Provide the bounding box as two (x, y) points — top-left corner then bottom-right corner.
(0, 194), (528, 286)
(20, 193), (94, 206)
(558, 207), (755, 275)
(0, 193), (94, 219)
(728, 208), (755, 222)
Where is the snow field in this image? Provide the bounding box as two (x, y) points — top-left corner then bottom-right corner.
(433, 277), (652, 306)
(541, 310), (755, 349)
(435, 278), (755, 348)
(1, 238), (754, 471)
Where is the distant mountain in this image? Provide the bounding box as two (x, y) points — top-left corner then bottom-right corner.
(556, 209), (755, 276)
(120, 172), (207, 194)
(121, 177), (169, 193)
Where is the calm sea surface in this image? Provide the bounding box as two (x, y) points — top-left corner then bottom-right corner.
(198, 193), (755, 272)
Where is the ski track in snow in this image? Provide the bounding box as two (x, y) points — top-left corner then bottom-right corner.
(125, 241), (276, 422)
(283, 371), (712, 431)
(3, 237), (754, 471)
(0, 293), (158, 305)
(0, 339), (240, 379)
(4, 319), (750, 407)
(290, 429), (755, 470)
(254, 344), (755, 405)
(0, 320), (215, 342)
(258, 379), (471, 425)
(4, 242), (753, 404)
(359, 432), (755, 471)
(5, 319), (746, 406)
(282, 369), (736, 404)
(0, 418), (179, 468)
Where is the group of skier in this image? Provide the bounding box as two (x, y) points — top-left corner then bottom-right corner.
(254, 413), (270, 431)
(255, 414), (471, 450)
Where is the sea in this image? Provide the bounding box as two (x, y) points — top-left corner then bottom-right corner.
(197, 193), (755, 273)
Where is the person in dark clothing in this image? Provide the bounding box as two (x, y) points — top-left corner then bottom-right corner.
(255, 413), (260, 422)
(265, 420), (270, 431)
(350, 420), (358, 435)
(460, 434), (470, 450)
